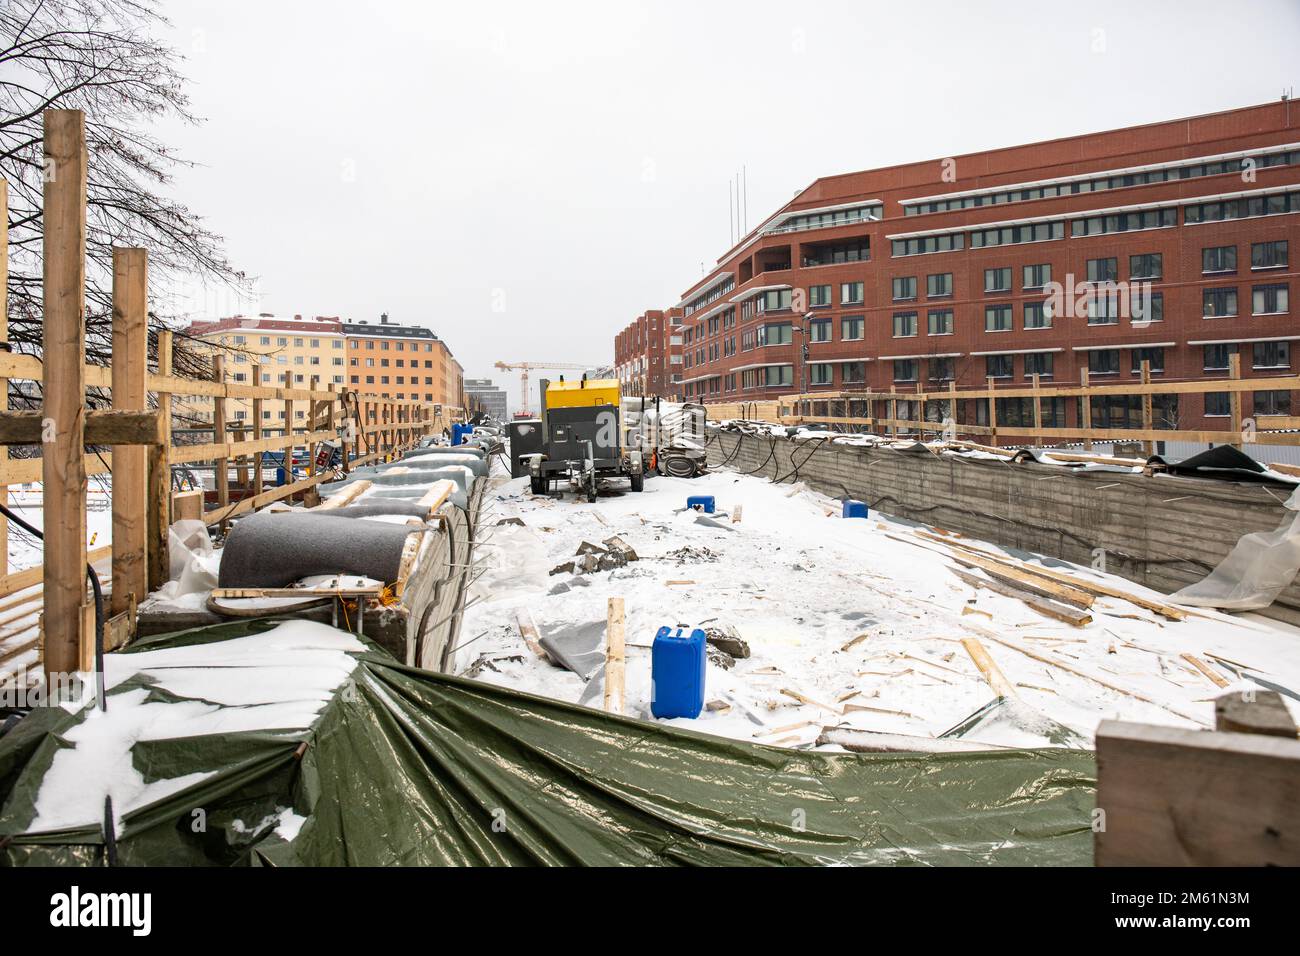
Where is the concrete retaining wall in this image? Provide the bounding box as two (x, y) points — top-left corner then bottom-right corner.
(707, 430), (1300, 627)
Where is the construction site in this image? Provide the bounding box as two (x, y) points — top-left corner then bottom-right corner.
(0, 12), (1298, 925)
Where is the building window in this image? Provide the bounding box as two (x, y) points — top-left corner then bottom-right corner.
(892, 312), (918, 337)
(1087, 293), (1120, 325)
(984, 267), (1011, 293)
(809, 284), (832, 307)
(928, 357), (954, 381)
(1252, 284), (1289, 315)
(809, 318), (832, 343)
(1203, 288), (1238, 317)
(260, 336), (271, 345)
(985, 355), (1013, 379)
(1252, 341), (1290, 369)
(1203, 245), (1237, 273)
(892, 276), (917, 301)
(803, 239), (870, 267)
(1202, 344), (1237, 371)
(970, 221), (1063, 248)
(1131, 347), (1165, 374)
(1205, 392), (1231, 416)
(1129, 253), (1162, 280)
(757, 289), (792, 313)
(763, 365), (793, 387)
(985, 304), (1012, 332)
(841, 316), (865, 341)
(1087, 257), (1118, 283)
(1023, 263), (1051, 290)
(893, 359), (918, 382)
(1024, 301), (1052, 329)
(1133, 291), (1164, 324)
(1024, 352), (1054, 378)
(1255, 390), (1292, 416)
(758, 322), (792, 346)
(842, 361), (866, 384)
(1088, 349), (1120, 375)
(1252, 240), (1289, 270)
(926, 273), (952, 298)
(1185, 190), (1300, 224)
(892, 233), (964, 257)
(809, 364), (833, 386)
(1071, 207), (1176, 236)
(841, 281), (864, 305)
(927, 309), (953, 335)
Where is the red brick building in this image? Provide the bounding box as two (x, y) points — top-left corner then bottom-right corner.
(635, 100), (1300, 431)
(614, 308), (684, 398)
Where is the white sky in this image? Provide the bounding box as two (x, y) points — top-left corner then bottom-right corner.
(156, 0), (1300, 413)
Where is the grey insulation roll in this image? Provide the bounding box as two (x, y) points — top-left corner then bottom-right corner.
(400, 454), (487, 476)
(403, 445), (484, 460)
(218, 511), (419, 589)
(328, 501), (431, 519)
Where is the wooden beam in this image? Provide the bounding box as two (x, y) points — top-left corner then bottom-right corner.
(0, 409), (162, 445)
(1095, 719), (1300, 865)
(0, 179), (8, 581)
(960, 637), (1019, 698)
(950, 566), (1093, 627)
(41, 109), (88, 681)
(110, 247), (149, 617)
(604, 596), (626, 715)
(213, 354), (229, 533)
(147, 329), (173, 590)
(1229, 351), (1243, 449)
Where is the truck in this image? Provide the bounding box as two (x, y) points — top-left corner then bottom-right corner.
(525, 376), (644, 501)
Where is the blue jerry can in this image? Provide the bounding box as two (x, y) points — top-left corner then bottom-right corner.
(842, 499), (869, 519)
(651, 626), (707, 719)
(686, 495), (716, 513)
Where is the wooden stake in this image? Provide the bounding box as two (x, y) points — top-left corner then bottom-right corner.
(604, 596), (625, 715)
(960, 637), (1019, 698)
(0, 180), (9, 581)
(110, 248), (148, 617)
(147, 329), (173, 590)
(1228, 352), (1242, 449)
(1080, 367), (1092, 451)
(41, 110), (88, 680)
(1140, 359), (1154, 456)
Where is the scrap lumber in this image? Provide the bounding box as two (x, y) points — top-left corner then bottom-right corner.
(315, 480), (372, 510)
(514, 609), (549, 661)
(416, 479), (456, 514)
(951, 554), (1094, 609)
(780, 687), (842, 714)
(1214, 690), (1297, 738)
(960, 638), (1019, 698)
(1182, 653), (1230, 689)
(817, 727), (1005, 754)
(950, 566), (1093, 627)
(962, 621), (1206, 724)
(840, 632), (871, 652)
(915, 529), (1186, 621)
(604, 597), (625, 715)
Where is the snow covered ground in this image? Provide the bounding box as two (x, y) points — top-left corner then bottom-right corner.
(459, 464), (1300, 750)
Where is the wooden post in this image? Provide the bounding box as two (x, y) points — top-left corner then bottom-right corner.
(1031, 372), (1043, 446)
(307, 374), (319, 477)
(1080, 367), (1093, 451)
(1140, 359), (1154, 456)
(110, 248), (148, 617)
(0, 180), (9, 581)
(1229, 352), (1243, 449)
(282, 370), (293, 483)
(947, 380), (957, 441)
(212, 354), (229, 533)
(604, 596), (625, 715)
(147, 329), (173, 590)
(986, 375), (997, 447)
(252, 393), (264, 497)
(42, 110), (89, 680)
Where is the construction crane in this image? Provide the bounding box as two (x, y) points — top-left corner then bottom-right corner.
(494, 361), (599, 417)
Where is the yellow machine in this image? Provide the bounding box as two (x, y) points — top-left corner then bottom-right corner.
(526, 376), (644, 500)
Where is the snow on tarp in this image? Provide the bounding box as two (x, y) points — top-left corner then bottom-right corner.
(0, 619), (1095, 866)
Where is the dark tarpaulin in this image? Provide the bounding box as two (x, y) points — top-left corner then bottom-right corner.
(0, 621), (1096, 866)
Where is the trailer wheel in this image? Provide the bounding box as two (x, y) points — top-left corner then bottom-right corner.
(630, 469), (644, 492)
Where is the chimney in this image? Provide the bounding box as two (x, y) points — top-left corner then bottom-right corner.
(380, 312), (390, 325)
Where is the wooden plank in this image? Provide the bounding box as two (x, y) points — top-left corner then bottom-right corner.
(0, 545), (112, 599)
(946, 550), (1095, 609)
(171, 488), (203, 522)
(914, 529), (1188, 621)
(0, 409), (162, 446)
(213, 355), (229, 533)
(147, 330), (174, 590)
(41, 109), (88, 680)
(817, 727), (1005, 754)
(316, 479), (372, 510)
(1140, 360), (1153, 456)
(950, 566), (1093, 627)
(1182, 653), (1230, 688)
(1214, 690), (1297, 738)
(514, 608), (548, 660)
(110, 247), (149, 617)
(960, 637), (1019, 698)
(1095, 719), (1300, 865)
(604, 596), (625, 715)
(1229, 352), (1242, 449)
(1, 179), (9, 580)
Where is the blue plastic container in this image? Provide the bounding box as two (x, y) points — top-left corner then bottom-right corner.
(686, 495), (716, 513)
(842, 499), (869, 519)
(651, 626), (707, 720)
(451, 423), (475, 446)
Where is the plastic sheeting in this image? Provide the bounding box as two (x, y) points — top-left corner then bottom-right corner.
(1172, 483), (1300, 610)
(0, 621), (1095, 866)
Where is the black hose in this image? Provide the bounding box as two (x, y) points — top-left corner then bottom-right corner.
(0, 500), (107, 713)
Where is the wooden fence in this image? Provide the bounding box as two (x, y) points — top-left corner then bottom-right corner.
(776, 356), (1300, 453)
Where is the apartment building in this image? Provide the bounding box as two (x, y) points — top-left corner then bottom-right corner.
(187, 314), (347, 433)
(341, 314), (462, 409)
(632, 100), (1300, 431)
(614, 308), (684, 398)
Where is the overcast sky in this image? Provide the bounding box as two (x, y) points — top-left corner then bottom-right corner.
(156, 0), (1300, 411)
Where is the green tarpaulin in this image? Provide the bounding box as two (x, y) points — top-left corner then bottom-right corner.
(0, 620), (1096, 865)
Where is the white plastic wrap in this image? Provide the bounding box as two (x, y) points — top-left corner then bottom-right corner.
(1171, 484), (1300, 610)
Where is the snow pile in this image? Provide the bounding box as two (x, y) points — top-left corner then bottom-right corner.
(29, 620), (363, 834)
